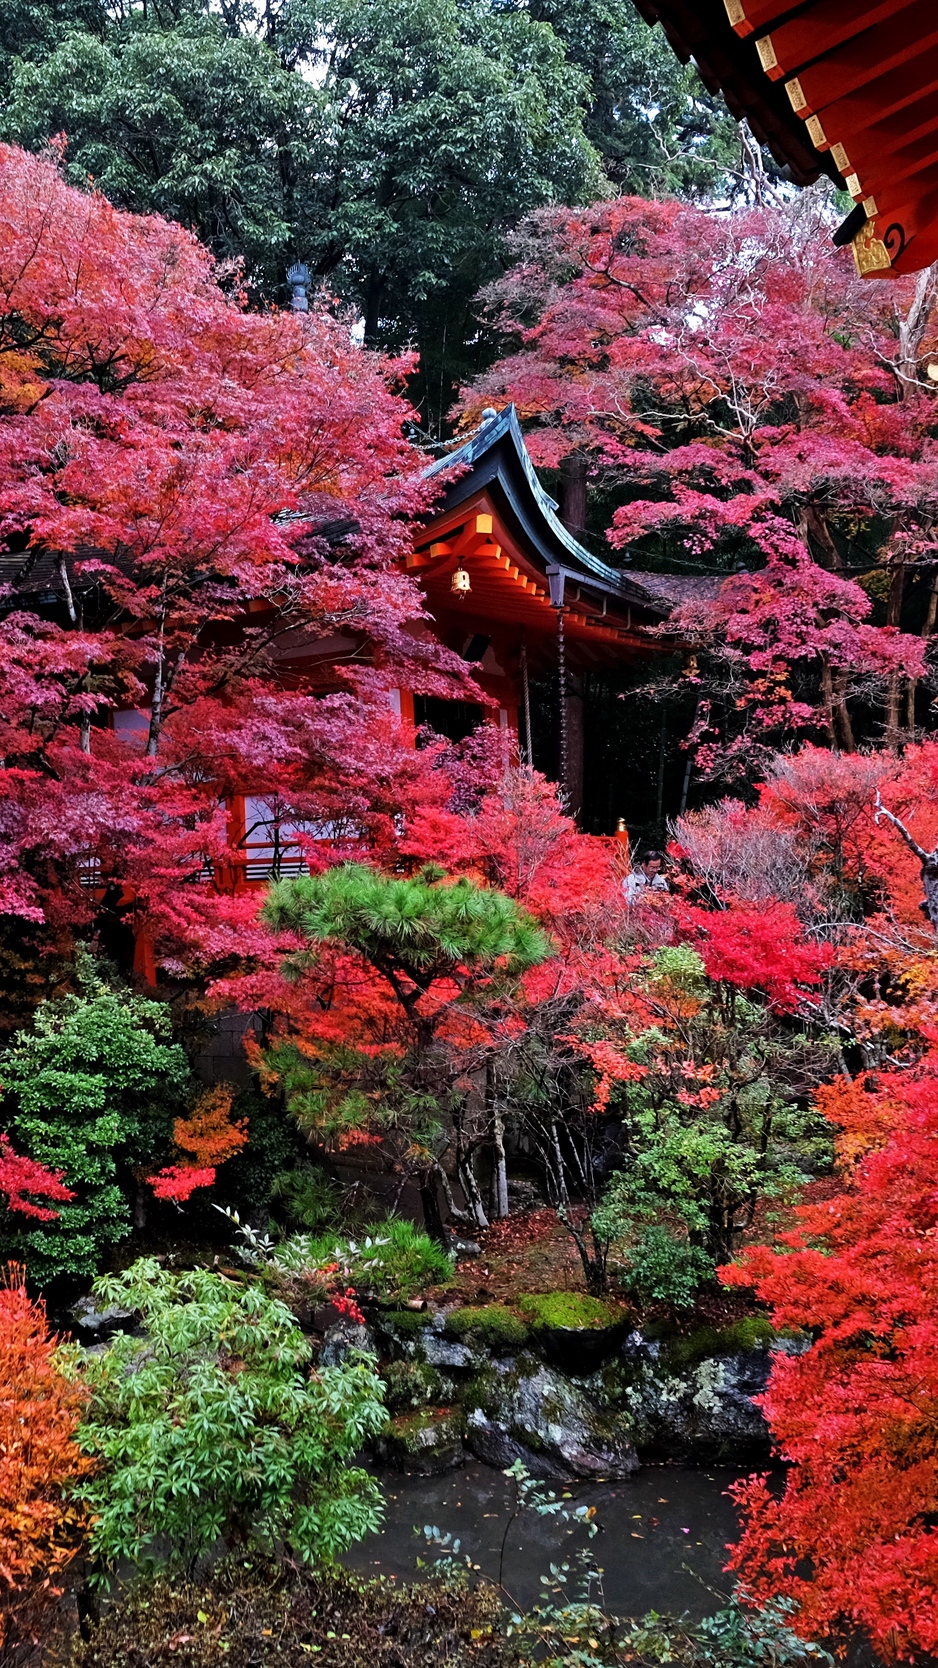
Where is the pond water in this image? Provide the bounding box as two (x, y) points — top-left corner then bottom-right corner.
(345, 1462), (748, 1620)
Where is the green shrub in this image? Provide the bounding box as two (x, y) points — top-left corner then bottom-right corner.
(615, 1225), (714, 1309)
(443, 1305), (528, 1350)
(75, 1259), (386, 1574)
(0, 972), (190, 1282)
(517, 1292), (623, 1331)
(275, 1217), (452, 1301)
(270, 1162), (344, 1232)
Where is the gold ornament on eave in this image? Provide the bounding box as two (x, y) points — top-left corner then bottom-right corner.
(451, 565), (471, 598)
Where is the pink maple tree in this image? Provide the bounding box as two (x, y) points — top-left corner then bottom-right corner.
(459, 195), (935, 772)
(0, 141), (474, 978)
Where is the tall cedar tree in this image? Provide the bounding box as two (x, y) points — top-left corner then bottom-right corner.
(0, 0), (604, 429)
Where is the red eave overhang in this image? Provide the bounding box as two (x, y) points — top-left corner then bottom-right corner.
(407, 489), (664, 661)
(727, 0), (938, 275)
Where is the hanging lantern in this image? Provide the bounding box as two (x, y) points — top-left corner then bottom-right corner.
(451, 565), (471, 598)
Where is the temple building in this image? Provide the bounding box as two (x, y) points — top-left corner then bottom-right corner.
(402, 406), (682, 821)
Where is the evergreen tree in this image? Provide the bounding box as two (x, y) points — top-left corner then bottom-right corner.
(0, 0), (748, 427)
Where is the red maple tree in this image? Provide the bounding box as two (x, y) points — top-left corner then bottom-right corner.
(0, 1134), (72, 1220)
(0, 141), (473, 980)
(724, 1050), (938, 1656)
(459, 195), (933, 771)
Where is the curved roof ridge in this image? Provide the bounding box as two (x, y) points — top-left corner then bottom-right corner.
(424, 405), (660, 606)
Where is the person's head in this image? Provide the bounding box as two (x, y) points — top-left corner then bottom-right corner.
(638, 849), (664, 877)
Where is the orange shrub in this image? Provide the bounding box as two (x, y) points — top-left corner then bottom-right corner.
(0, 1266), (91, 1653)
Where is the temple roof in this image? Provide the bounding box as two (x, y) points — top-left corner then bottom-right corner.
(632, 0), (843, 188)
(423, 406), (668, 619)
(639, 0), (938, 277)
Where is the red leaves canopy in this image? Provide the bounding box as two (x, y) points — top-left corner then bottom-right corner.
(0, 143), (471, 970)
(679, 898), (831, 1015)
(460, 196), (930, 758)
(725, 1052), (938, 1655)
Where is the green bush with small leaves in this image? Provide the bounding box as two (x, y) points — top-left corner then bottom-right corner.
(0, 971), (191, 1281)
(614, 1225), (715, 1309)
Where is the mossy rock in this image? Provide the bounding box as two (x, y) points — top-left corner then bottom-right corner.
(381, 1358), (445, 1414)
(662, 1315), (775, 1374)
(517, 1291), (629, 1373)
(443, 1305), (528, 1351)
(382, 1307), (435, 1337)
(517, 1292), (623, 1330)
(462, 1357), (536, 1418)
(377, 1405), (466, 1474)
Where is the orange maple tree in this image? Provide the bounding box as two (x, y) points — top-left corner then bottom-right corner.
(147, 1086), (248, 1203)
(0, 1266), (91, 1654)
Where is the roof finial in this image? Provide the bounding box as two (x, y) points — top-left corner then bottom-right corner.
(480, 407), (498, 424)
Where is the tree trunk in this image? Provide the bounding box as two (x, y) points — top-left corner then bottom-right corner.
(832, 671), (856, 752)
(907, 570), (938, 730)
(491, 1098), (509, 1220)
(896, 263), (937, 391)
(457, 1153), (489, 1232)
(884, 561), (907, 750)
(419, 1173), (446, 1246)
(818, 656), (839, 749)
(557, 1207), (608, 1295)
(798, 505), (845, 572)
(363, 273), (385, 348)
(548, 1117), (568, 1206)
(558, 450), (588, 535)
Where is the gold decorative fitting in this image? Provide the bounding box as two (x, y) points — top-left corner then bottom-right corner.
(451, 565), (471, 597)
(805, 114), (827, 148)
(786, 76), (807, 112)
(831, 143), (850, 173)
(723, 0), (745, 25)
(852, 219), (892, 278)
(845, 172), (862, 198)
(756, 34), (778, 72)
(863, 196), (878, 217)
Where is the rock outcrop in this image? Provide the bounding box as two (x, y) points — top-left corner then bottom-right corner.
(465, 1357), (639, 1479)
(329, 1302), (790, 1476)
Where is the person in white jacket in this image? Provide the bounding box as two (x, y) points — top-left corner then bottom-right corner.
(623, 849), (669, 904)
